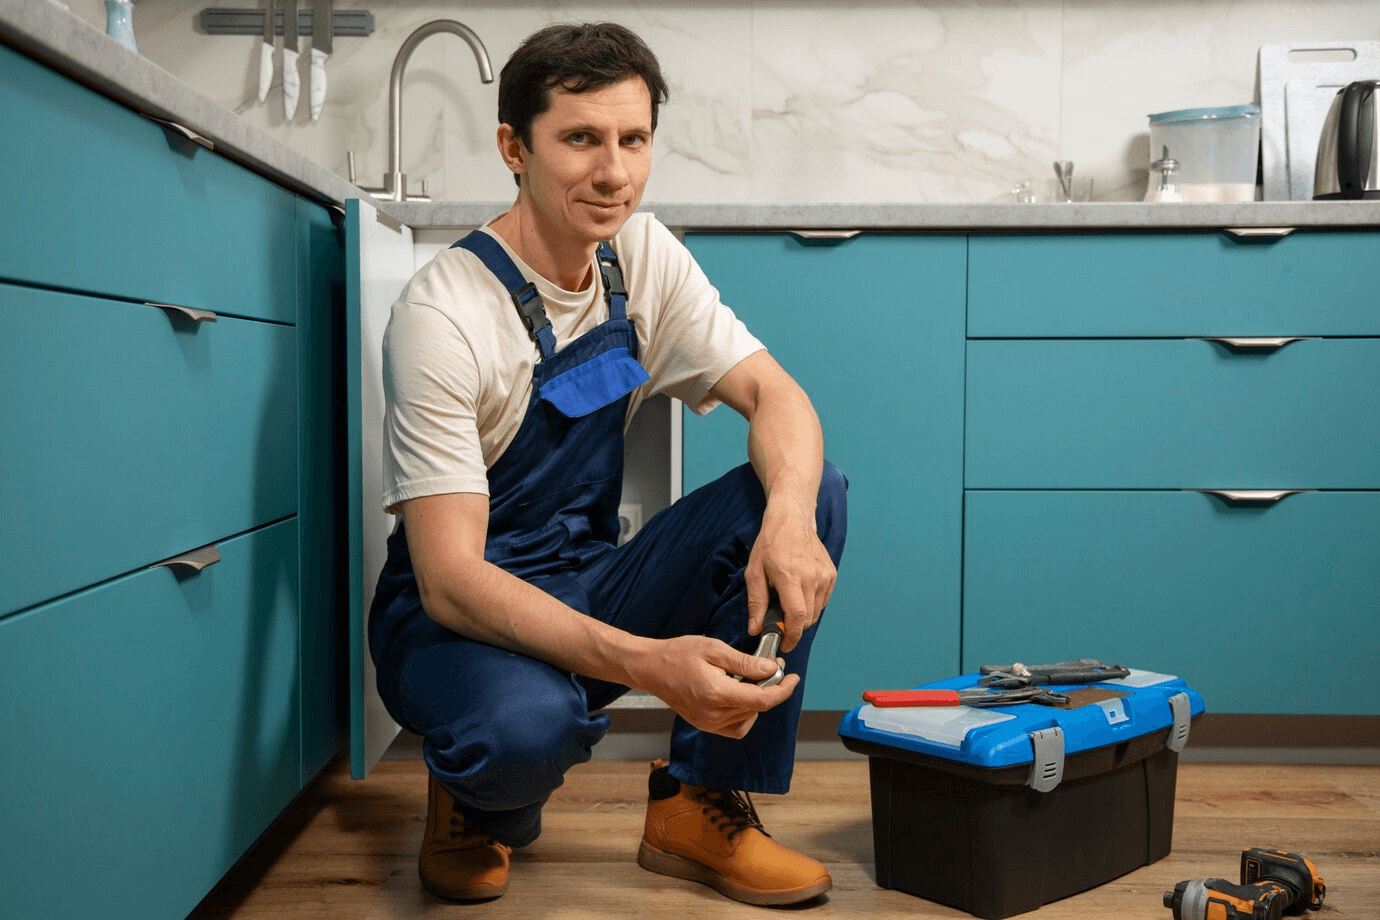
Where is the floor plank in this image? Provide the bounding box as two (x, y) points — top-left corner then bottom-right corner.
(189, 758), (1380, 920)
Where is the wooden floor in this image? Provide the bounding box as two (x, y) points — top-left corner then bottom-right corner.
(189, 756), (1379, 920)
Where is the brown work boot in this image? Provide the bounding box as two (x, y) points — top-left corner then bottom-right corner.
(418, 772), (511, 901)
(637, 760), (832, 905)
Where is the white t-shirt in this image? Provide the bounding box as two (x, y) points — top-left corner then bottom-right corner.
(381, 212), (764, 513)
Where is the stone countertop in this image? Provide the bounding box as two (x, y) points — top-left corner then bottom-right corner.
(392, 200), (1380, 232)
(6, 0), (1380, 233)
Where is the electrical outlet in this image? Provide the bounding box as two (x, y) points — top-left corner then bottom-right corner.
(617, 503), (643, 545)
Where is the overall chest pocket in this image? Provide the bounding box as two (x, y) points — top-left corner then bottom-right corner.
(538, 346), (649, 418)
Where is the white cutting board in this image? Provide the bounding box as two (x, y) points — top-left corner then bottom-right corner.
(1258, 41), (1380, 200)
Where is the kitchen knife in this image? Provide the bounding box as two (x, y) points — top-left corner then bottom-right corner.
(257, 0), (274, 103)
(309, 0), (332, 121)
(282, 0), (300, 119)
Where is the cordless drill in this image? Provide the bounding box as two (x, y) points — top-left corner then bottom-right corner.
(1163, 848), (1326, 920)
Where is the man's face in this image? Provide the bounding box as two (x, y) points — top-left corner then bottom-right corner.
(508, 76), (654, 250)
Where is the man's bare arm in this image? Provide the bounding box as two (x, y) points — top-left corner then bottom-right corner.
(709, 350), (837, 653)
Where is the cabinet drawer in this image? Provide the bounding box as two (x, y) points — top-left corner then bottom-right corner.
(0, 519), (301, 920)
(968, 231), (1380, 338)
(965, 337), (1380, 489)
(0, 284), (298, 615)
(0, 44), (297, 324)
(962, 490), (1380, 715)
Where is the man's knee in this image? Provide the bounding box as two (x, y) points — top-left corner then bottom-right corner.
(427, 688), (608, 812)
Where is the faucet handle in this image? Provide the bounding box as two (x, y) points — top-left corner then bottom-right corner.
(346, 150), (393, 197)
(401, 176), (433, 203)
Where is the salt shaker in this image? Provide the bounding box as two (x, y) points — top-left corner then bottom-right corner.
(1145, 146), (1182, 202)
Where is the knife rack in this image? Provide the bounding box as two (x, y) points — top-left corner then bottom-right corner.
(198, 7), (374, 37)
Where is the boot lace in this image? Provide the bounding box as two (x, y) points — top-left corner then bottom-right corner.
(447, 808), (500, 849)
(693, 788), (768, 841)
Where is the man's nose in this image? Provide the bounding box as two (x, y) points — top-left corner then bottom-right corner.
(592, 145), (630, 191)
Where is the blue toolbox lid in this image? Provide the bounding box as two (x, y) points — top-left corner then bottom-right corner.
(838, 670), (1205, 790)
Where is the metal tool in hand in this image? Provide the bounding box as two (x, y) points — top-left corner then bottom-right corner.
(863, 686), (1071, 708)
(978, 658), (1129, 689)
(740, 598), (786, 688)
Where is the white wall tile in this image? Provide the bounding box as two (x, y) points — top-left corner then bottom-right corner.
(80, 0), (1380, 203)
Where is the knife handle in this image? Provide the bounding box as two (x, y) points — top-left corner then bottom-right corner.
(282, 47), (300, 119)
(309, 46), (327, 120)
(863, 690), (963, 707)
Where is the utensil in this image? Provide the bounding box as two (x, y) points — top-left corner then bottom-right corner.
(309, 0), (332, 121)
(257, 0), (274, 103)
(282, 0), (300, 119)
(1313, 80), (1380, 200)
(1053, 160), (1074, 201)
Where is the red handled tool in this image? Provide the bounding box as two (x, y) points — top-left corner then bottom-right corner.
(863, 687), (1070, 708)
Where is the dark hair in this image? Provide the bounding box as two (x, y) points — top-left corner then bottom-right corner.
(498, 22), (669, 182)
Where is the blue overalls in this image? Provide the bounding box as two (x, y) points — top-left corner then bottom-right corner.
(369, 230), (848, 847)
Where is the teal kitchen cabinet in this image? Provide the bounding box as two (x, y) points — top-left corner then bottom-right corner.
(682, 232), (967, 709)
(0, 285), (299, 615)
(0, 521), (302, 920)
(965, 337), (1380, 489)
(0, 45), (296, 322)
(0, 42), (343, 919)
(963, 231), (1380, 715)
(967, 230), (1379, 338)
(963, 489), (1380, 715)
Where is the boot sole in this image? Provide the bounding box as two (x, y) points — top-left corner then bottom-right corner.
(637, 840), (832, 906)
(420, 876), (508, 902)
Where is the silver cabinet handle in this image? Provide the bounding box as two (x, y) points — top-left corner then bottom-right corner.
(152, 544), (222, 573)
(1192, 489), (1315, 505)
(145, 114), (215, 152)
(788, 230), (862, 241)
(149, 302), (218, 324)
(1224, 227), (1294, 239)
(1196, 336), (1312, 352)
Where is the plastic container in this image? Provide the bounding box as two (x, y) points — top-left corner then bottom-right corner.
(1148, 104), (1260, 201)
(837, 669), (1205, 919)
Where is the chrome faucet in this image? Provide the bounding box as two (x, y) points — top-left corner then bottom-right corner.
(349, 20), (494, 202)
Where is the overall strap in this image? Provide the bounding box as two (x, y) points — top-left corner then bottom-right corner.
(596, 242), (628, 321)
(453, 230), (558, 358)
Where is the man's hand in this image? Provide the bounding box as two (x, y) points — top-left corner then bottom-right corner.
(629, 635), (799, 739)
(745, 498), (836, 653)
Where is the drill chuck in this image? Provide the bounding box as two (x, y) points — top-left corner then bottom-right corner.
(1163, 878), (1287, 920)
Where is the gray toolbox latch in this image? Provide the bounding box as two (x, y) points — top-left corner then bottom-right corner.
(1167, 692), (1192, 752)
(1027, 726), (1065, 793)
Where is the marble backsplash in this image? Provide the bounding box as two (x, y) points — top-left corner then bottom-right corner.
(63, 0), (1380, 205)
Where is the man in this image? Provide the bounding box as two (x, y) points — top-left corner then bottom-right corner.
(369, 22), (847, 907)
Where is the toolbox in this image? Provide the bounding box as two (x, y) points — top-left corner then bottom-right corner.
(837, 669), (1205, 919)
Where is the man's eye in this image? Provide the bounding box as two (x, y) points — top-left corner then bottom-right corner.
(623, 134), (648, 147)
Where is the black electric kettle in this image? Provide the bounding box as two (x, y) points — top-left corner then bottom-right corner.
(1313, 80), (1380, 200)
